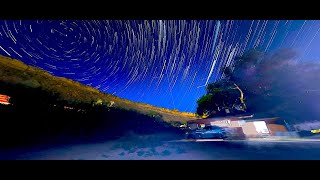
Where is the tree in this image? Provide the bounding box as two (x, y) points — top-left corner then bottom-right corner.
(197, 48), (320, 124)
(196, 79), (246, 117)
(196, 49), (263, 117)
(227, 48), (320, 124)
(196, 94), (214, 116)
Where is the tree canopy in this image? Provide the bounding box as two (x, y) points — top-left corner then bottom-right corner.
(196, 79), (246, 117)
(196, 48), (320, 124)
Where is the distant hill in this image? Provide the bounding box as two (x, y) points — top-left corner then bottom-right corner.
(0, 55), (196, 122)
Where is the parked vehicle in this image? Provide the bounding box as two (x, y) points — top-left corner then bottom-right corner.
(185, 125), (227, 139)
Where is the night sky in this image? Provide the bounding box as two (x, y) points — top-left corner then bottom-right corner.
(0, 20), (320, 112)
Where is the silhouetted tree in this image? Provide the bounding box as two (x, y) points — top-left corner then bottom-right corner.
(196, 79), (246, 117)
(199, 48), (320, 124)
(196, 49), (264, 117)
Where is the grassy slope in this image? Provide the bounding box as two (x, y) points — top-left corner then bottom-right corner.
(0, 55), (197, 122)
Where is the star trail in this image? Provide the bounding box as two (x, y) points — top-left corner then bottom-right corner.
(0, 20), (320, 112)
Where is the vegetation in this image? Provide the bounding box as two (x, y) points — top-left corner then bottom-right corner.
(196, 48), (320, 124)
(0, 55), (197, 147)
(196, 79), (246, 117)
(0, 55), (196, 122)
(147, 110), (162, 119)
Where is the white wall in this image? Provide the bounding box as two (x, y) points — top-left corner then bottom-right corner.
(253, 121), (270, 134)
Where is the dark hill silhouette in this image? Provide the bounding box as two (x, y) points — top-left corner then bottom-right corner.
(0, 55), (194, 148)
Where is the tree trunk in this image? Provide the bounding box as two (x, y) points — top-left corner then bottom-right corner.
(233, 83), (247, 110)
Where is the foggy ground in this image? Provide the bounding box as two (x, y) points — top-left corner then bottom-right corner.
(2, 132), (320, 160)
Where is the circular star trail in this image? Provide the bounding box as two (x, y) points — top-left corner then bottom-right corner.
(1, 20), (320, 112)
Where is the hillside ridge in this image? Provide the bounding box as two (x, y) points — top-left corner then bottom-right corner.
(0, 55), (197, 122)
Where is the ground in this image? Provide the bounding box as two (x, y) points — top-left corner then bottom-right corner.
(2, 132), (320, 160)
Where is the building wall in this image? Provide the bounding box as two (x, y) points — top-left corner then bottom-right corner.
(267, 124), (288, 135)
(189, 119), (288, 137)
(231, 121), (242, 127)
(209, 119), (242, 128)
(241, 122), (261, 137)
(209, 120), (231, 127)
(209, 120), (265, 137)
